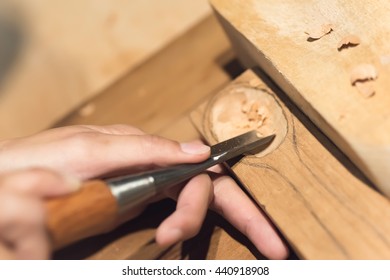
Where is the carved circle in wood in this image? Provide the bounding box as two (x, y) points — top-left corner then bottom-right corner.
(205, 83), (288, 157)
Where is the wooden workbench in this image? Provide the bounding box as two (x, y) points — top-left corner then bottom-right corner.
(53, 15), (274, 260)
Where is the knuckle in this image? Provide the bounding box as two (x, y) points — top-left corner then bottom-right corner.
(66, 132), (113, 177)
(141, 135), (179, 155)
(139, 135), (157, 153)
(67, 132), (96, 158)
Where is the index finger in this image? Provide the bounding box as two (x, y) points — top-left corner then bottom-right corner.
(211, 174), (289, 260)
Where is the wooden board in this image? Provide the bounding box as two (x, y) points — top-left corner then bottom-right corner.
(0, 0), (210, 138)
(210, 0), (390, 197)
(53, 15), (258, 260)
(191, 70), (390, 259)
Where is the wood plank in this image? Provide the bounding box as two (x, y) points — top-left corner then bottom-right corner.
(191, 70), (390, 259)
(210, 0), (390, 197)
(53, 15), (259, 260)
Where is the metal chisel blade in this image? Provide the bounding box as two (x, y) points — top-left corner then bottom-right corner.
(210, 130), (275, 162)
(108, 130), (275, 213)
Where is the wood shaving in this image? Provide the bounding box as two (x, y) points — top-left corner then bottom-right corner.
(305, 24), (334, 40)
(209, 87), (287, 157)
(250, 102), (260, 112)
(248, 111), (258, 121)
(350, 64), (378, 85)
(241, 101), (250, 113)
(337, 35), (360, 50)
(355, 80), (376, 98)
(241, 100), (266, 127)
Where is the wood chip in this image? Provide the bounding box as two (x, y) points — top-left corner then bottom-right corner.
(305, 24), (334, 40)
(248, 111), (258, 121)
(250, 101), (260, 112)
(350, 64), (378, 85)
(241, 101), (250, 113)
(355, 80), (375, 98)
(337, 35), (360, 50)
(257, 119), (265, 127)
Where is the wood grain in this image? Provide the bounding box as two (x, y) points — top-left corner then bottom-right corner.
(210, 0), (390, 197)
(46, 180), (118, 250)
(191, 70), (390, 259)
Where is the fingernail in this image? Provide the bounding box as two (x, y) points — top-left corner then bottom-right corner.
(64, 175), (81, 191)
(180, 142), (210, 155)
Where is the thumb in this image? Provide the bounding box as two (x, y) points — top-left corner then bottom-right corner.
(89, 134), (211, 175)
(124, 135), (211, 166)
(0, 168), (80, 198)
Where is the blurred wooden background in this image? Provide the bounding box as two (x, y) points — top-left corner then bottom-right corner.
(0, 0), (210, 138)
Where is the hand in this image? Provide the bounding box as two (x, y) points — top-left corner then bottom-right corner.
(0, 125), (288, 259)
(0, 168), (80, 259)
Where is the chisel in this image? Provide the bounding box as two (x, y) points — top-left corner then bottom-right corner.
(45, 130), (275, 249)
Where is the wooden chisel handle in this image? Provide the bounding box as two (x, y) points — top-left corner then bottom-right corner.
(45, 180), (119, 250)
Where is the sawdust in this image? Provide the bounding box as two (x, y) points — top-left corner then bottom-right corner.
(209, 86), (287, 157)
